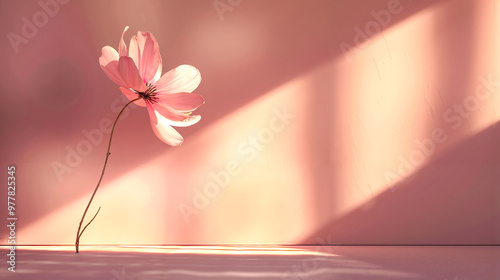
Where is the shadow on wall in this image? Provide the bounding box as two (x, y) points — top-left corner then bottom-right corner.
(0, 0), (454, 242)
(303, 121), (500, 245)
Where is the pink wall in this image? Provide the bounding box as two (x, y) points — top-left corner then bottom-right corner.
(0, 0), (499, 245)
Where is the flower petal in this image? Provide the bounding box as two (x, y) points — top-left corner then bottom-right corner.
(153, 102), (189, 122)
(119, 87), (146, 107)
(129, 31), (161, 84)
(118, 56), (147, 92)
(150, 55), (162, 84)
(99, 45), (119, 64)
(146, 103), (157, 124)
(99, 46), (127, 87)
(147, 105), (184, 146)
(119, 26), (129, 57)
(155, 65), (201, 94)
(128, 35), (141, 71)
(168, 115), (201, 127)
(158, 92), (205, 112)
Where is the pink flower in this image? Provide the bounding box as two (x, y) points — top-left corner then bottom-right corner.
(99, 26), (205, 146)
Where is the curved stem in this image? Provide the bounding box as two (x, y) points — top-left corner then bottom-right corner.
(75, 97), (141, 253)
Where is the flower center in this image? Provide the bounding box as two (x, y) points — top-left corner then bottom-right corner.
(134, 83), (159, 104)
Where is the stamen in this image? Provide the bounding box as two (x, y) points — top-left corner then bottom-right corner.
(133, 83), (159, 104)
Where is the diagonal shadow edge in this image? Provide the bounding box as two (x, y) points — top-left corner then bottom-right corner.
(301, 121), (500, 245)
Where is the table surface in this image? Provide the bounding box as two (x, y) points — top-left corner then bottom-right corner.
(1, 245), (499, 279)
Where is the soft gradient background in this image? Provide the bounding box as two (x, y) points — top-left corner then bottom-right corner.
(0, 0), (499, 245)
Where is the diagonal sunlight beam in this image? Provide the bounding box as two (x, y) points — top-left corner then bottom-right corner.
(13, 64), (321, 245)
(318, 0), (500, 226)
(302, 0), (500, 245)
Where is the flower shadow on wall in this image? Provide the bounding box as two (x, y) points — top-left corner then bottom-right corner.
(75, 26), (205, 253)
